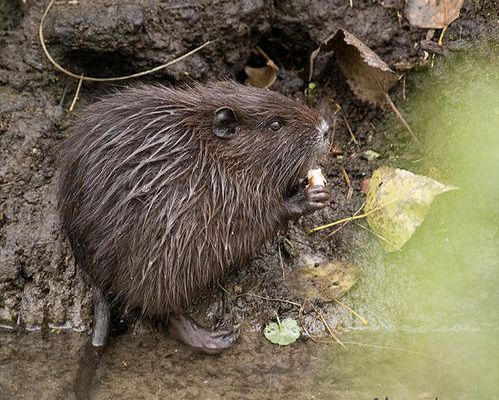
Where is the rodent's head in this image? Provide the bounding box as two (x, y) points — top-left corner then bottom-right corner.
(185, 81), (330, 191)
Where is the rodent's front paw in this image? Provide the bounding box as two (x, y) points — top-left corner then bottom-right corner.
(304, 184), (331, 212)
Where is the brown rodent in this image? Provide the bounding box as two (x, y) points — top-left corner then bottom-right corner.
(58, 81), (330, 354)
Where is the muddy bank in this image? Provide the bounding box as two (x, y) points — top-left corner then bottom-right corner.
(0, 0), (497, 333)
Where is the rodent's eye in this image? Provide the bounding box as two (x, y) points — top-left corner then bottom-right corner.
(268, 118), (283, 132)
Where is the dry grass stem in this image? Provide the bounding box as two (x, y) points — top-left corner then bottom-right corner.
(312, 305), (346, 348)
(39, 0), (212, 82)
(69, 74), (83, 111)
(355, 222), (402, 251)
(384, 93), (420, 144)
(332, 298), (368, 325)
(438, 25), (448, 47)
(243, 293), (302, 308)
(340, 166), (353, 202)
(341, 112), (358, 144)
(278, 246), (285, 280)
(341, 341), (451, 364)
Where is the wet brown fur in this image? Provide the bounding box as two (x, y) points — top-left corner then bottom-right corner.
(58, 81), (327, 317)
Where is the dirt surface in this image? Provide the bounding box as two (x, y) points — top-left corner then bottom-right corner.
(0, 0), (497, 333)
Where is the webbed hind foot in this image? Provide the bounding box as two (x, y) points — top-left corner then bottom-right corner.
(167, 313), (239, 354)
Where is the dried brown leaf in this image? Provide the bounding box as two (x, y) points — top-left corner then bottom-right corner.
(309, 29), (399, 105)
(286, 261), (360, 301)
(245, 59), (279, 89)
(405, 0), (464, 29)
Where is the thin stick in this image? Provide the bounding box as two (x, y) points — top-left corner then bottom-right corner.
(39, 0), (212, 82)
(312, 305), (346, 348)
(243, 293), (302, 308)
(341, 112), (358, 144)
(402, 75), (406, 100)
(340, 166), (353, 202)
(297, 300), (317, 342)
(340, 341), (451, 364)
(310, 213), (366, 233)
(310, 196), (402, 234)
(278, 246), (285, 280)
(59, 84), (68, 106)
(217, 283), (230, 296)
(355, 222), (401, 251)
(332, 298), (368, 325)
(0, 181), (15, 189)
(384, 93), (420, 144)
(68, 74), (83, 111)
(255, 46), (272, 62)
(326, 202), (365, 238)
(437, 25), (448, 47)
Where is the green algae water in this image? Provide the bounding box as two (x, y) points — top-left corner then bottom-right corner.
(328, 44), (499, 399)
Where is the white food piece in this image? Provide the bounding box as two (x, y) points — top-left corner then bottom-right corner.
(307, 168), (327, 187)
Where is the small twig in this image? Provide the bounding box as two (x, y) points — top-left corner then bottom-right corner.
(310, 202), (386, 234)
(437, 25), (448, 47)
(312, 214), (366, 234)
(332, 298), (368, 326)
(217, 283), (230, 296)
(255, 46), (272, 62)
(326, 202), (365, 238)
(278, 246), (285, 280)
(384, 93), (420, 144)
(340, 341), (451, 364)
(39, 0), (213, 82)
(0, 181), (15, 189)
(311, 194), (407, 234)
(334, 102), (357, 144)
(243, 293), (302, 308)
(349, 0), (353, 7)
(396, 10), (402, 27)
(59, 84), (68, 106)
(69, 74), (83, 112)
(312, 305), (346, 348)
(340, 166), (353, 202)
(355, 222), (402, 251)
(297, 300), (317, 342)
(341, 112), (358, 144)
(402, 75), (406, 100)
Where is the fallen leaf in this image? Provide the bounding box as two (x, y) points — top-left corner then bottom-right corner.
(245, 59), (279, 89)
(405, 0), (464, 29)
(309, 28), (399, 105)
(309, 29), (418, 141)
(264, 317), (300, 346)
(286, 261), (360, 301)
(365, 166), (458, 252)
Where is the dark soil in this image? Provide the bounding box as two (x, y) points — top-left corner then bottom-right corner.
(0, 0), (496, 334)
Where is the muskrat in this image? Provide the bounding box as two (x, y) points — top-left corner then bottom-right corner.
(58, 81), (331, 356)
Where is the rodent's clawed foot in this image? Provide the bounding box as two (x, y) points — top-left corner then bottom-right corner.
(285, 184), (331, 218)
(168, 313), (239, 355)
(305, 185), (331, 212)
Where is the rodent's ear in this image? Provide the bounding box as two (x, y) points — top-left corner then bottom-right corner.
(213, 107), (238, 138)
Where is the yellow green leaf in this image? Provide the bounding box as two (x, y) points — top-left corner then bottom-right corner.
(365, 167), (457, 252)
